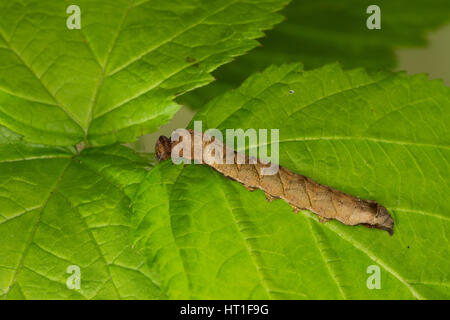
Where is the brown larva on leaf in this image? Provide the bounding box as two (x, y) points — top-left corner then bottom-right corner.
(156, 130), (394, 235)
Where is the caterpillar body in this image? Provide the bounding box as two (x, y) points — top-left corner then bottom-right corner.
(156, 130), (394, 235)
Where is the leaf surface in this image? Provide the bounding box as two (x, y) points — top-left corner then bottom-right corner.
(0, 0), (287, 146)
(0, 127), (161, 299)
(132, 63), (450, 299)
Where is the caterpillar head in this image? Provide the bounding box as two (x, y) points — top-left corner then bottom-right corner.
(155, 135), (172, 161)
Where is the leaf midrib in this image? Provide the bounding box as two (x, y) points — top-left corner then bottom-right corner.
(89, 0), (242, 128)
(85, 0), (134, 138)
(106, 0), (240, 77)
(307, 219), (347, 299)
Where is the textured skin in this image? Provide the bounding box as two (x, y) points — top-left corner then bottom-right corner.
(155, 130), (394, 234)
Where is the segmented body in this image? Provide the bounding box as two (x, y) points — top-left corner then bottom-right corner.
(155, 130), (394, 235)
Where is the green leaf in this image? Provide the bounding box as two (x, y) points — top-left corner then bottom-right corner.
(132, 63), (450, 299)
(181, 0), (450, 108)
(0, 0), (288, 146)
(0, 127), (162, 299)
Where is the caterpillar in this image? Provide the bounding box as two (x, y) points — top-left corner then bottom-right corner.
(155, 130), (394, 235)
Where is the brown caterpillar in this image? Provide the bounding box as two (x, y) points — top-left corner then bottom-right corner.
(155, 130), (394, 235)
